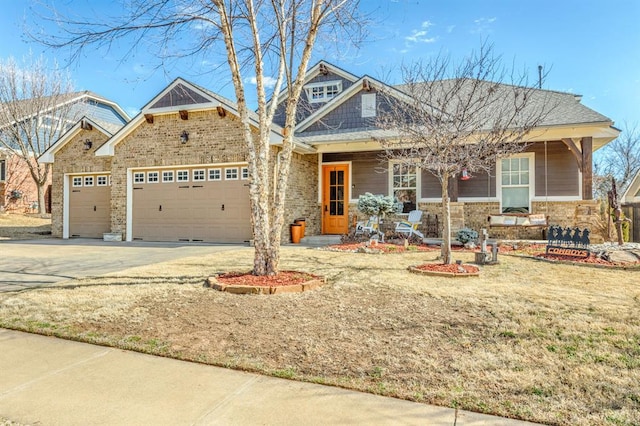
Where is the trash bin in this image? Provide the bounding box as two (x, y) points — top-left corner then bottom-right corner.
(290, 223), (303, 243)
(294, 218), (306, 238)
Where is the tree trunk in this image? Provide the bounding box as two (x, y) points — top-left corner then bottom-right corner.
(37, 182), (46, 215)
(440, 174), (452, 264)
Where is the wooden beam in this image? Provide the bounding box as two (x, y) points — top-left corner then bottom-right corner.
(581, 136), (593, 200)
(144, 114), (154, 124)
(179, 110), (188, 120)
(81, 120), (93, 130)
(561, 138), (582, 170)
(216, 106), (226, 118)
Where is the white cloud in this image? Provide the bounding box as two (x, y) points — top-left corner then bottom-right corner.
(471, 17), (497, 34)
(405, 21), (437, 44)
(446, 25), (456, 34)
(246, 75), (278, 89)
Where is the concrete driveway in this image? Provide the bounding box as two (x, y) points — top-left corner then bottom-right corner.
(0, 239), (249, 292)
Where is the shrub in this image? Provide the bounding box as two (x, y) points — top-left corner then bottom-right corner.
(457, 227), (478, 244)
(357, 193), (395, 217)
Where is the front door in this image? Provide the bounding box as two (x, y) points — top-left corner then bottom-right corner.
(322, 164), (349, 234)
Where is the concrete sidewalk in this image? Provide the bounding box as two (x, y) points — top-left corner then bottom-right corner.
(0, 329), (537, 425)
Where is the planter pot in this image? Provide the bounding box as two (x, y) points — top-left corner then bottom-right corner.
(290, 223), (303, 244)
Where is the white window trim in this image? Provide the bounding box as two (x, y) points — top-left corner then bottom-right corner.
(72, 177), (83, 187)
(388, 161), (421, 208)
(147, 171), (159, 183)
(208, 168), (222, 181)
(193, 169), (206, 181)
(304, 80), (343, 103)
(97, 175), (108, 186)
(361, 93), (377, 118)
(176, 169), (190, 182)
(133, 172), (145, 184)
(225, 167), (239, 180)
(241, 167), (249, 180)
(84, 176), (94, 187)
(162, 171), (175, 183)
(497, 153), (535, 213)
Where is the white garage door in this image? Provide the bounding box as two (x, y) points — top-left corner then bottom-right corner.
(132, 166), (252, 243)
(69, 174), (111, 238)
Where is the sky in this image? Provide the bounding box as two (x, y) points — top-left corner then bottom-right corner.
(0, 0), (639, 136)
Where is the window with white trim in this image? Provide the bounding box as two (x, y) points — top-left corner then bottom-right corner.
(134, 172), (145, 183)
(241, 167), (249, 180)
(84, 176), (94, 187)
(500, 155), (532, 213)
(225, 167), (238, 180)
(97, 176), (108, 186)
(208, 168), (221, 181)
(177, 170), (189, 182)
(72, 176), (83, 187)
(391, 162), (417, 213)
(361, 93), (376, 118)
(147, 171), (159, 183)
(304, 80), (343, 103)
(162, 171), (174, 183)
(193, 169), (205, 181)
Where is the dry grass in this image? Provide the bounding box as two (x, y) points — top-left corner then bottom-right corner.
(0, 213), (51, 240)
(0, 247), (639, 425)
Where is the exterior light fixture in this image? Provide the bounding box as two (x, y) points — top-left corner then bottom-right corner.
(461, 168), (471, 181)
(83, 139), (92, 150)
(180, 130), (189, 144)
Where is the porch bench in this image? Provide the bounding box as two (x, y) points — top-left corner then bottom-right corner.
(487, 213), (549, 229)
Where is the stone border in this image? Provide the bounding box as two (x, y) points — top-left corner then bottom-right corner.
(407, 265), (480, 278)
(501, 253), (640, 270)
(205, 276), (325, 295)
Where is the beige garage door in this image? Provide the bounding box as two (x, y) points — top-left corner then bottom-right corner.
(69, 174), (111, 238)
(132, 166), (252, 243)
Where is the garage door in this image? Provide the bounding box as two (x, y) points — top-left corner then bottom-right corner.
(69, 174), (111, 238)
(132, 166), (252, 243)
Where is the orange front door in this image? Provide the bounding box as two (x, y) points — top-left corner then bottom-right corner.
(322, 164), (349, 234)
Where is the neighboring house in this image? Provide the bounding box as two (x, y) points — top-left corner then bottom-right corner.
(43, 61), (619, 243)
(621, 170), (640, 242)
(0, 92), (129, 213)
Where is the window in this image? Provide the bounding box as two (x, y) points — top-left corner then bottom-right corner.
(162, 171), (174, 183)
(193, 169), (205, 181)
(97, 176), (108, 186)
(208, 168), (221, 181)
(0, 159), (5, 182)
(391, 163), (417, 213)
(500, 155), (532, 213)
(304, 80), (343, 103)
(225, 168), (238, 180)
(84, 176), (94, 187)
(134, 172), (145, 183)
(361, 93), (376, 118)
(177, 170), (189, 182)
(147, 171), (159, 183)
(72, 176), (83, 187)
(241, 167), (249, 180)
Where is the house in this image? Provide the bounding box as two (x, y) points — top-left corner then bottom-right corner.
(43, 61), (619, 243)
(0, 91), (129, 213)
(42, 79), (316, 241)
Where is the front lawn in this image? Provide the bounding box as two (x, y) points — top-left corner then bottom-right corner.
(0, 247), (638, 425)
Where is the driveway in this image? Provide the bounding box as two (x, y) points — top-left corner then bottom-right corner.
(0, 239), (249, 292)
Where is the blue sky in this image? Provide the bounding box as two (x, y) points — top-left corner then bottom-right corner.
(1, 0), (638, 134)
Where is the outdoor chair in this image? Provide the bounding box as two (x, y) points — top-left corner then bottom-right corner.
(355, 216), (384, 242)
(395, 210), (424, 239)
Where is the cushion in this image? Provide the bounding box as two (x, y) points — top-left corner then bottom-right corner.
(516, 217), (530, 226)
(502, 216), (517, 225)
(529, 214), (547, 225)
(490, 215), (505, 225)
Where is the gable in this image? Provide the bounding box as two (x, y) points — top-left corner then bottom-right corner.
(148, 83), (211, 109)
(302, 87), (382, 133)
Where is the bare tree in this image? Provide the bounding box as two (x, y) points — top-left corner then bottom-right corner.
(595, 122), (640, 197)
(0, 55), (80, 214)
(376, 43), (554, 264)
(33, 0), (363, 275)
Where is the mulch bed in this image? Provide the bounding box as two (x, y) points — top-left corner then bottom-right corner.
(326, 242), (437, 253)
(216, 271), (320, 287)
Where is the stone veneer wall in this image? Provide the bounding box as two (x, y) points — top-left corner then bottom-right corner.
(50, 129), (112, 237)
(281, 152), (320, 241)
